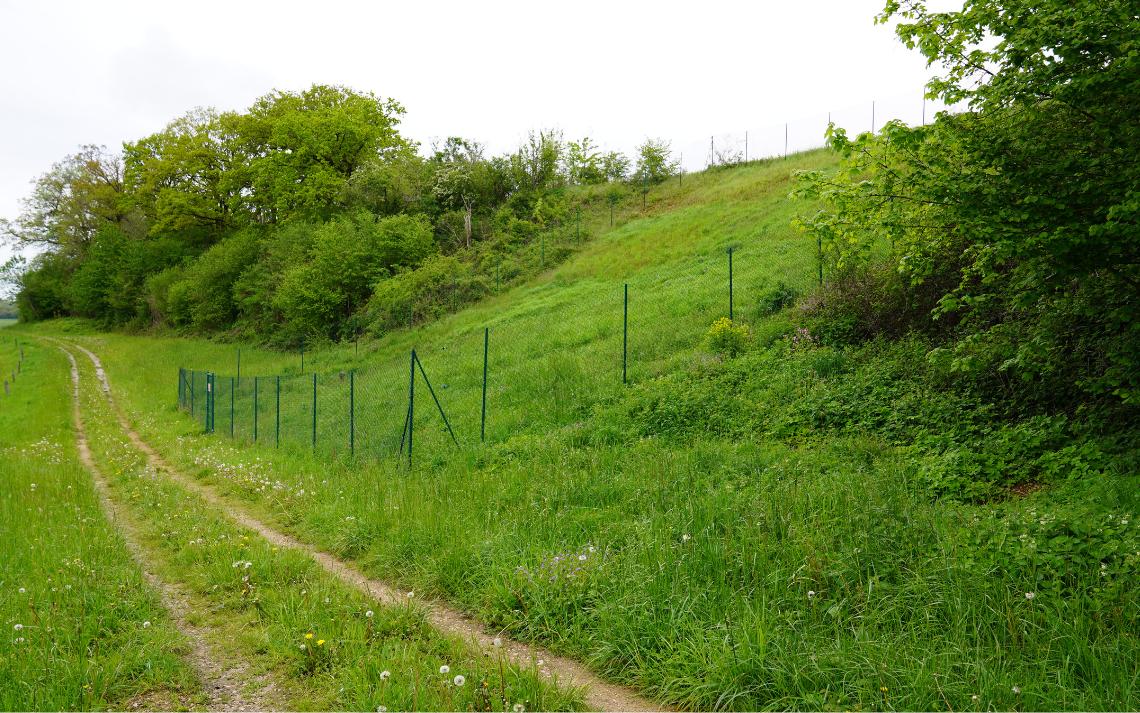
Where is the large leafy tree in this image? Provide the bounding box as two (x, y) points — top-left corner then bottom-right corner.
(1, 145), (129, 254)
(223, 84), (408, 222)
(796, 0), (1140, 406)
(123, 108), (246, 239)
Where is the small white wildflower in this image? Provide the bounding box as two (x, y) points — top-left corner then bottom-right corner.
(299, 643), (307, 650)
(13, 624), (23, 631)
(1012, 686), (1021, 694)
(377, 707), (387, 713)
(142, 621), (151, 628)
(324, 597), (330, 604)
(971, 694), (978, 702)
(14, 637), (24, 644)
(365, 610), (374, 618)
(513, 704), (526, 713)
(493, 637), (503, 648)
(407, 591), (415, 599)
(17, 587), (25, 594)
(1024, 592), (1035, 600)
(807, 590), (816, 599)
(439, 665), (450, 675)
(681, 534), (691, 542)
(536, 659), (544, 666)
(453, 674), (466, 686)
(380, 670), (390, 681)
(578, 554), (587, 561)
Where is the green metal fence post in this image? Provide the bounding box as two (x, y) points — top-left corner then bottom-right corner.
(253, 377), (259, 443)
(728, 246), (734, 320)
(349, 370), (355, 456)
(311, 373), (317, 450)
(205, 373), (215, 433)
(190, 371), (196, 416)
(404, 350), (415, 467)
(229, 376), (235, 438)
(275, 376), (281, 448)
(623, 283), (629, 384)
(481, 327), (489, 442)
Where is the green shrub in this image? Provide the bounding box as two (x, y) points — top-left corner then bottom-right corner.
(755, 281), (799, 315)
(705, 317), (751, 358)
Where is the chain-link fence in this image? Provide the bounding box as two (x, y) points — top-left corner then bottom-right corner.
(2, 336), (25, 399)
(178, 233), (821, 465)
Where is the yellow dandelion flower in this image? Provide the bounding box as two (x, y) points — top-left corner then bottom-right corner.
(317, 639), (325, 646)
(305, 632), (313, 640)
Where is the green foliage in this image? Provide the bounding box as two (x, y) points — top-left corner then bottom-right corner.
(273, 213), (436, 343)
(632, 138), (678, 185)
(364, 254), (490, 334)
(755, 280), (799, 316)
(165, 229), (262, 332)
(796, 0), (1140, 407)
(704, 317), (751, 358)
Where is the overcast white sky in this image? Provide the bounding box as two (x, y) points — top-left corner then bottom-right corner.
(0, 0), (957, 268)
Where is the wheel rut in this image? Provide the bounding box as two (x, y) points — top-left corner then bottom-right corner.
(59, 345), (282, 712)
(67, 341), (665, 713)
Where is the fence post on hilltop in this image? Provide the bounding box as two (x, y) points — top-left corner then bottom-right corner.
(311, 373), (317, 450)
(275, 376), (281, 448)
(230, 376), (235, 438)
(191, 371), (196, 417)
(728, 247), (735, 320)
(253, 377), (259, 443)
(481, 327), (489, 442)
(349, 370), (355, 457)
(623, 283), (629, 384)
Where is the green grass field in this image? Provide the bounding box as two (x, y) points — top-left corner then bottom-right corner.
(0, 340), (198, 709)
(14, 152), (1140, 710)
(0, 318), (17, 328)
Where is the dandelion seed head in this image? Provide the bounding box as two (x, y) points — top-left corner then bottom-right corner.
(142, 621), (151, 628)
(807, 590), (816, 599)
(439, 665), (450, 674)
(13, 624), (23, 631)
(453, 674), (466, 686)
(365, 610), (374, 618)
(1012, 686), (1021, 694)
(513, 704), (526, 712)
(493, 637), (503, 648)
(1024, 592), (1035, 600)
(380, 670), (390, 681)
(17, 587), (25, 594)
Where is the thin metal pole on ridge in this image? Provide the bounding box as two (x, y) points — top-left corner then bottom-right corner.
(311, 373), (317, 450)
(230, 376), (235, 437)
(349, 370), (355, 456)
(253, 377), (259, 443)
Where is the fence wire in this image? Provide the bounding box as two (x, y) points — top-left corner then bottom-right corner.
(177, 234), (822, 464)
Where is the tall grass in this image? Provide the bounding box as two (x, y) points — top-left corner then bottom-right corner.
(0, 341), (198, 709)
(21, 151), (1140, 710)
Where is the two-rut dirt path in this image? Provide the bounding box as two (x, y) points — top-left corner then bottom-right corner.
(65, 340), (663, 713)
(60, 346), (282, 712)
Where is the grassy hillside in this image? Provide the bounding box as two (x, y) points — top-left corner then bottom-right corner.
(21, 151), (1140, 711)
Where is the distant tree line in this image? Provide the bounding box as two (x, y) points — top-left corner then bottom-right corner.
(0, 85), (678, 345)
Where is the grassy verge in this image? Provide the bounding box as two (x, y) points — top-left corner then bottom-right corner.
(69, 343), (583, 712)
(15, 149), (1140, 709)
(0, 340), (198, 710)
